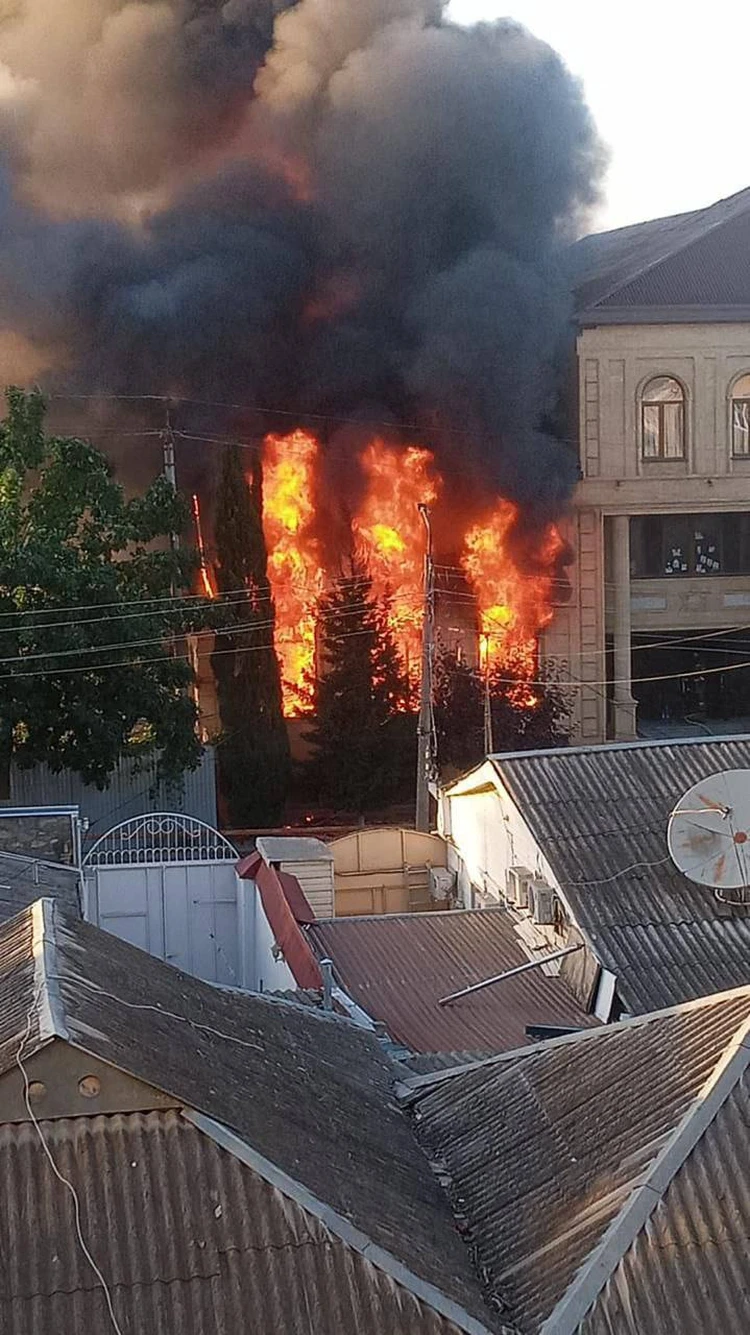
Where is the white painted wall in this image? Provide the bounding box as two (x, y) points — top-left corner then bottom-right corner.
(236, 876), (296, 993)
(440, 763), (562, 909)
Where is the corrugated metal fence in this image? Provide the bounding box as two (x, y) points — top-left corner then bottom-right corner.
(10, 747), (217, 840)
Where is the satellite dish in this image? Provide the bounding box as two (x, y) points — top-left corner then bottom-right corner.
(668, 769), (750, 893)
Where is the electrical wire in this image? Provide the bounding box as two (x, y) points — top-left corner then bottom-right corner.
(0, 595), (402, 668)
(16, 991), (124, 1335)
(46, 974), (266, 1052)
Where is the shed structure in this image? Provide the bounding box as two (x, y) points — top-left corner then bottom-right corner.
(256, 836), (335, 919)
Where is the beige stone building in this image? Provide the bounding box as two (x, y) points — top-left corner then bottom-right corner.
(545, 187), (750, 742)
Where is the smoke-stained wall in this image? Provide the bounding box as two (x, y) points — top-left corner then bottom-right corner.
(0, 0), (604, 527)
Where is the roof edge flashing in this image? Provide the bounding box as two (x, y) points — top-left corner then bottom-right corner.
(400, 983), (750, 1096)
(31, 898), (69, 1044)
(540, 1012), (750, 1334)
(184, 1108), (501, 1335)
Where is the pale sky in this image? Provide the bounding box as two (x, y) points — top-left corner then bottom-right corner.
(448, 0), (749, 234)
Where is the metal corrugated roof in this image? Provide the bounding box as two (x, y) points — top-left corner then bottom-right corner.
(572, 185), (750, 314)
(307, 908), (597, 1055)
(411, 990), (750, 1334)
(582, 1073), (750, 1335)
(0, 1109), (469, 1335)
(0, 900), (492, 1330)
(493, 737), (750, 1014)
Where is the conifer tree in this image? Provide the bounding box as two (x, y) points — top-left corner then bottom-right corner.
(211, 443), (290, 826)
(307, 561), (413, 814)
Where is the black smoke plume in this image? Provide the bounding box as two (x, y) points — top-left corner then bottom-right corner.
(0, 0), (604, 528)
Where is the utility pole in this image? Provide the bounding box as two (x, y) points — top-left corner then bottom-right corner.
(161, 401), (180, 658)
(161, 401), (179, 552)
(415, 503), (434, 833)
(482, 635), (494, 756)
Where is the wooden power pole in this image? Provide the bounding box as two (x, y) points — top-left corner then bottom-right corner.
(415, 503), (434, 833)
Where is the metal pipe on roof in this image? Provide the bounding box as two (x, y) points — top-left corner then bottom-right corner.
(320, 958), (334, 1011)
(437, 944), (582, 1007)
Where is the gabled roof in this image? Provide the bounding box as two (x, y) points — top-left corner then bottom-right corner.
(307, 907), (597, 1055)
(572, 185), (750, 323)
(408, 988), (750, 1334)
(0, 1109), (473, 1335)
(486, 735), (750, 1014)
(3, 899), (497, 1334)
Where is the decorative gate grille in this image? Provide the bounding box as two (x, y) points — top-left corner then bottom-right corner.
(84, 813), (237, 868)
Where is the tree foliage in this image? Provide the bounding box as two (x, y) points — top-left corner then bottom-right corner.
(0, 387), (204, 793)
(307, 562), (414, 814)
(211, 443), (290, 827)
(433, 646), (570, 780)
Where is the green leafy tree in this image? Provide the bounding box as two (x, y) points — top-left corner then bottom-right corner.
(0, 387), (204, 797)
(307, 562), (414, 814)
(433, 647), (570, 780)
(211, 443), (290, 827)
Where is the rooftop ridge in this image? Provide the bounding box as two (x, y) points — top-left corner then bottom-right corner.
(30, 897), (68, 1044)
(539, 1009), (750, 1334)
(185, 1108), (504, 1335)
(399, 984), (750, 1095)
(489, 732), (750, 764)
(590, 189), (750, 311)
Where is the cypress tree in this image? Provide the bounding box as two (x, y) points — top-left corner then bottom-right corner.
(307, 561), (413, 814)
(212, 443), (290, 826)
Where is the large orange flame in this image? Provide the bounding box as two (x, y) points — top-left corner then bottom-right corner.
(191, 493), (217, 599)
(261, 429), (323, 715)
(260, 428), (562, 717)
(353, 442), (441, 690)
(462, 500), (564, 706)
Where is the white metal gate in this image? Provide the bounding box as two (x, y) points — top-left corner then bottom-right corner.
(83, 814), (240, 986)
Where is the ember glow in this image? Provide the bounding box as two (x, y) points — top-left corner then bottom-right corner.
(261, 432), (562, 718)
(191, 493), (216, 600)
(261, 430), (324, 715)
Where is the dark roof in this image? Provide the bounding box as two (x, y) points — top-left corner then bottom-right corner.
(581, 1074), (750, 1335)
(0, 1108), (469, 1335)
(5, 899), (495, 1333)
(572, 185), (750, 321)
(307, 907), (597, 1054)
(0, 850), (80, 923)
(409, 989), (750, 1334)
(492, 735), (750, 1014)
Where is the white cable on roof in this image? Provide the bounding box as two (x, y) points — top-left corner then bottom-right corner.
(15, 988), (124, 1335)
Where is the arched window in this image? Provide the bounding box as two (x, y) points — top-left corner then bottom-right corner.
(641, 376), (685, 460)
(731, 374), (750, 457)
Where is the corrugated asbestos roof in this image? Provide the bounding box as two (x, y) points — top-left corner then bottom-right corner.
(3, 899), (495, 1332)
(571, 184), (750, 316)
(581, 1073), (750, 1335)
(0, 1109), (468, 1335)
(492, 736), (750, 1014)
(409, 989), (750, 1334)
(0, 851), (80, 924)
(307, 908), (596, 1054)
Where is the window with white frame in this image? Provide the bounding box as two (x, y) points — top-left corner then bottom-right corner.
(731, 374), (750, 457)
(640, 376), (685, 460)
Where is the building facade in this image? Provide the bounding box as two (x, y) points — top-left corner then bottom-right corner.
(545, 189), (750, 741)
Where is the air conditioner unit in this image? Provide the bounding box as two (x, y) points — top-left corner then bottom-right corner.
(429, 867), (456, 901)
(506, 865), (533, 909)
(530, 881), (556, 926)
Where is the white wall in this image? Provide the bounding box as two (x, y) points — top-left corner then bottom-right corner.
(236, 876), (296, 993)
(439, 763), (563, 909)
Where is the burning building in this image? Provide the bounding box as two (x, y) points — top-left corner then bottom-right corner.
(0, 0), (604, 729)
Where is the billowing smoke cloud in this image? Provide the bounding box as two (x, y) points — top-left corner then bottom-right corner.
(0, 0), (604, 526)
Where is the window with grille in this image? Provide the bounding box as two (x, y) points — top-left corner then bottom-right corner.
(731, 374), (750, 457)
(640, 376), (685, 460)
